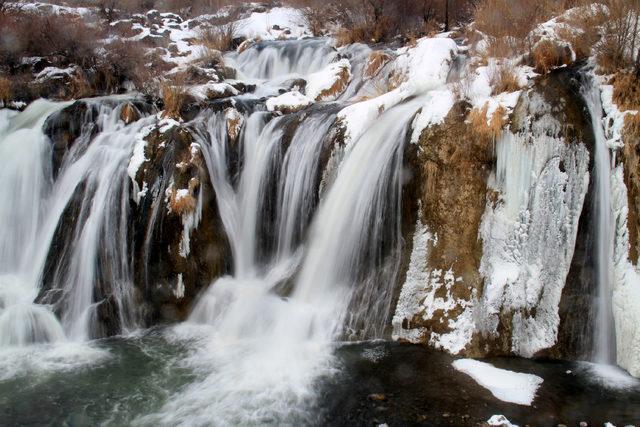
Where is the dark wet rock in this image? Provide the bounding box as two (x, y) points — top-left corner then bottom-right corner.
(131, 122), (231, 325)
(44, 101), (96, 178)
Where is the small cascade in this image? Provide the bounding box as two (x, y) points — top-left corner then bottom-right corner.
(227, 38), (338, 80)
(583, 77), (617, 365)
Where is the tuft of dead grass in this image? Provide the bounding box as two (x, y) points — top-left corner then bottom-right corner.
(612, 72), (640, 111)
(489, 64), (521, 95)
(469, 103), (507, 143)
(198, 23), (236, 52)
(161, 80), (186, 120)
(315, 63), (351, 101)
(624, 112), (640, 141)
(532, 39), (573, 74)
(168, 187), (197, 215)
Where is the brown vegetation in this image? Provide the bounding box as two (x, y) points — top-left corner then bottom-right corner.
(363, 51), (392, 79)
(532, 39), (573, 74)
(0, 77), (11, 105)
(469, 103), (506, 143)
(489, 64), (520, 95)
(612, 72), (640, 111)
(161, 79), (187, 119)
(198, 23), (237, 52)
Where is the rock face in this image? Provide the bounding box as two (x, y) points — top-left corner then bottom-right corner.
(393, 67), (596, 359)
(130, 121), (231, 325)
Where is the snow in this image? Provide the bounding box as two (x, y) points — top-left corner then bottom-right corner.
(477, 92), (590, 357)
(452, 359), (543, 406)
(392, 216), (432, 343)
(305, 59), (351, 101)
(34, 66), (76, 81)
(127, 125), (155, 204)
(610, 164), (640, 378)
(266, 90), (313, 112)
(596, 72), (640, 378)
(189, 82), (238, 101)
(338, 37), (457, 145)
(410, 89), (455, 143)
(487, 415), (519, 427)
(234, 7), (309, 40)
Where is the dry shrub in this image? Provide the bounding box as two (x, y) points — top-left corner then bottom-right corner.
(489, 64), (521, 94)
(198, 23), (236, 52)
(532, 39), (573, 74)
(0, 11), (100, 69)
(596, 0), (640, 75)
(473, 0), (564, 58)
(68, 70), (92, 99)
(612, 72), (640, 111)
(469, 103), (506, 142)
(363, 51), (392, 79)
(161, 78), (187, 120)
(0, 77), (11, 105)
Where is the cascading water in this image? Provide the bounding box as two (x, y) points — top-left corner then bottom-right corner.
(227, 38), (338, 80)
(0, 100), (68, 346)
(141, 89), (420, 423)
(583, 76), (616, 365)
(0, 98), (154, 346)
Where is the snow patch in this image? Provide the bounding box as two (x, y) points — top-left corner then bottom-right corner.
(266, 90), (313, 112)
(453, 359), (543, 405)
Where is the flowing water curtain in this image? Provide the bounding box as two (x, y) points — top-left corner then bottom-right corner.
(33, 100), (154, 341)
(0, 101), (67, 346)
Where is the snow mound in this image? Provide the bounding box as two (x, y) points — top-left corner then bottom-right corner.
(234, 7), (309, 40)
(487, 415), (519, 427)
(266, 90), (313, 113)
(305, 59), (351, 101)
(452, 359), (543, 405)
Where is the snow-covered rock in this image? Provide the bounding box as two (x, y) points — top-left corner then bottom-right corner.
(266, 90), (313, 113)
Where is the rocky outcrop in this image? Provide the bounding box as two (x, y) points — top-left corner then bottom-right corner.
(131, 121), (231, 325)
(393, 67), (596, 359)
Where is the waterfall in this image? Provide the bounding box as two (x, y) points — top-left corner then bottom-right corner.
(144, 97), (419, 425)
(0, 98), (153, 346)
(0, 100), (68, 346)
(583, 77), (617, 365)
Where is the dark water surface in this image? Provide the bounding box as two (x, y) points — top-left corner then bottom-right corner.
(1, 332), (638, 426)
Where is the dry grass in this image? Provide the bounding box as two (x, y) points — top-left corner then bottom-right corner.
(489, 64), (521, 95)
(315, 63), (350, 101)
(198, 23), (236, 53)
(161, 80), (186, 120)
(532, 39), (573, 74)
(0, 77), (11, 105)
(624, 112), (640, 141)
(469, 103), (507, 142)
(68, 70), (92, 99)
(612, 72), (640, 111)
(363, 51), (392, 79)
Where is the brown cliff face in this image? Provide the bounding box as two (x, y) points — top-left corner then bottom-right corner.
(394, 100), (494, 354)
(622, 114), (640, 265)
(394, 66), (598, 358)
